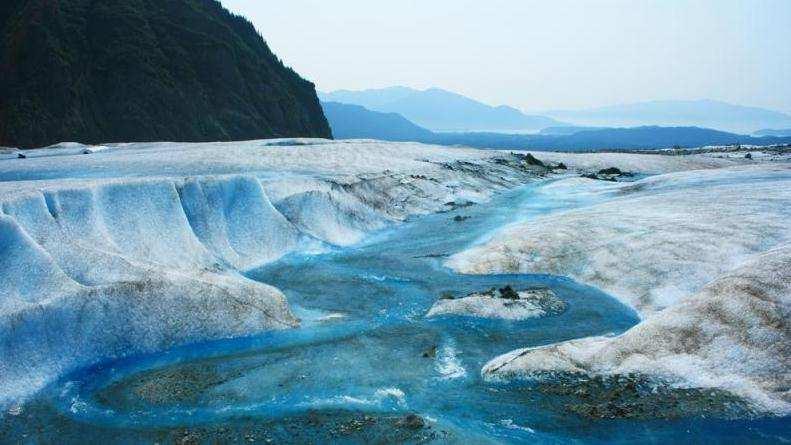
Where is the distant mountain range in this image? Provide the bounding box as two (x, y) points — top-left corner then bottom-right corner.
(321, 102), (433, 141)
(322, 101), (791, 151)
(319, 87), (563, 132)
(754, 128), (791, 137)
(544, 100), (791, 134)
(431, 126), (791, 151)
(321, 87), (791, 136)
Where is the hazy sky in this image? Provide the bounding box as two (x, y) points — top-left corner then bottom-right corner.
(221, 1), (791, 113)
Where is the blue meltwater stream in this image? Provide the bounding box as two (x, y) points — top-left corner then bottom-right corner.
(3, 179), (789, 443)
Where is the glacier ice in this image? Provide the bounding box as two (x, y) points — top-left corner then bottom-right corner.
(447, 160), (791, 415)
(448, 164), (791, 315)
(0, 139), (540, 408)
(482, 246), (791, 415)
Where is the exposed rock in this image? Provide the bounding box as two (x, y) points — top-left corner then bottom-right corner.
(582, 166), (634, 181)
(597, 167), (624, 175)
(422, 345), (438, 358)
(439, 291), (456, 300)
(493, 153), (549, 174)
(498, 285), (520, 300)
(441, 201), (476, 214)
(516, 152), (546, 167)
(397, 413), (426, 430)
(512, 373), (753, 420)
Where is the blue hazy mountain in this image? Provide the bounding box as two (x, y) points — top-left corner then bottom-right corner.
(321, 102), (433, 141)
(320, 102), (791, 150)
(754, 128), (791, 137)
(538, 126), (605, 135)
(432, 126), (791, 150)
(544, 100), (791, 134)
(319, 87), (563, 132)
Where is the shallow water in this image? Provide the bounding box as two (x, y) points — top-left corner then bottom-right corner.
(2, 179), (789, 444)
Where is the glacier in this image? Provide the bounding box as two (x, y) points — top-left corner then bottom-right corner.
(1, 138), (789, 443)
(0, 139), (544, 408)
(482, 245), (791, 414)
(447, 158), (791, 414)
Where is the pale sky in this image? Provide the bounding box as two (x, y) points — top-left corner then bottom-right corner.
(221, 0), (791, 113)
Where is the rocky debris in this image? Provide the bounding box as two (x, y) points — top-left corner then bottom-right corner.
(553, 162), (568, 170)
(397, 413), (426, 430)
(427, 286), (566, 320)
(413, 253), (450, 259)
(513, 152), (545, 167)
(95, 362), (246, 410)
(492, 153), (550, 174)
(598, 167), (623, 175)
(0, 405), (451, 443)
(442, 200), (475, 212)
(498, 285), (520, 300)
(422, 345), (438, 358)
(514, 373), (754, 420)
(337, 414), (377, 435)
(581, 166), (634, 181)
(407, 174), (439, 182)
(439, 291), (456, 300)
(453, 215), (471, 222)
(745, 152), (752, 159)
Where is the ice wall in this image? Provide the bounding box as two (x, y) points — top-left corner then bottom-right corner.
(0, 175), (305, 406)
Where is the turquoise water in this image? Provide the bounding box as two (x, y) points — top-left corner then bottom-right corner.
(2, 180), (789, 444)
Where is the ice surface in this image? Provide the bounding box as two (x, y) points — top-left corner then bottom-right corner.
(482, 246), (791, 415)
(521, 150), (740, 174)
(448, 164), (791, 315)
(447, 161), (791, 415)
(0, 139), (539, 408)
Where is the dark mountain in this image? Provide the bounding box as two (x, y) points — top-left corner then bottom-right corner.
(545, 100), (791, 134)
(321, 102), (433, 141)
(320, 87), (563, 132)
(0, 0), (331, 148)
